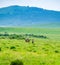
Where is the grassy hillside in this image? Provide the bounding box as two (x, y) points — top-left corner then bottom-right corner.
(0, 27), (60, 34)
(0, 27), (60, 65)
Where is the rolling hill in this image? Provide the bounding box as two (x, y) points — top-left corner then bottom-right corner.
(0, 5), (60, 28)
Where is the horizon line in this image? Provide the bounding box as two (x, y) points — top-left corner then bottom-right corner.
(0, 5), (60, 12)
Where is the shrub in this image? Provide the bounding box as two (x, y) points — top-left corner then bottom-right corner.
(4, 32), (9, 36)
(40, 62), (45, 65)
(0, 48), (1, 51)
(55, 50), (59, 53)
(6, 47), (9, 48)
(10, 46), (16, 49)
(10, 59), (23, 65)
(42, 48), (48, 51)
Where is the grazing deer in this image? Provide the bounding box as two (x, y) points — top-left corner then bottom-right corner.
(25, 38), (34, 44)
(25, 38), (30, 43)
(32, 39), (34, 44)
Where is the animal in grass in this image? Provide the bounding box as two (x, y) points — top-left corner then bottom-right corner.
(32, 39), (34, 44)
(25, 37), (34, 44)
(25, 38), (30, 42)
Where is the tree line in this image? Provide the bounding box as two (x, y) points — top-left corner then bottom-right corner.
(0, 32), (47, 39)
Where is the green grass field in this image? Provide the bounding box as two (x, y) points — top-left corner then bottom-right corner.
(0, 27), (60, 65)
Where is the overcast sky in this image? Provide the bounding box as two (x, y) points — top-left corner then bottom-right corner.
(0, 0), (60, 11)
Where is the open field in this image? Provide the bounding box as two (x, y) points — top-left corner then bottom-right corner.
(0, 27), (60, 34)
(0, 27), (60, 65)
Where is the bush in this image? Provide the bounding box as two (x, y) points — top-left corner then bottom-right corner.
(10, 46), (16, 49)
(10, 59), (23, 65)
(55, 50), (59, 53)
(4, 32), (9, 36)
(0, 48), (1, 51)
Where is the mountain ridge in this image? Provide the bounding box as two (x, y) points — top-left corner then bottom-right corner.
(0, 5), (60, 28)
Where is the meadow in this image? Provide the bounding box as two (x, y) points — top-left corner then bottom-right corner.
(0, 27), (60, 65)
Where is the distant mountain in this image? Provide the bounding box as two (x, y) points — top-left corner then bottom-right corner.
(0, 5), (60, 28)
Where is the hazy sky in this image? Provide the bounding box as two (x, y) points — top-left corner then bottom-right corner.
(0, 0), (60, 11)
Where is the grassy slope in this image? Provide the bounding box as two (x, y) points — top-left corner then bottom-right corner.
(0, 27), (60, 65)
(0, 27), (60, 34)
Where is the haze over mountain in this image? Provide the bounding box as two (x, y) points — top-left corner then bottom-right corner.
(0, 5), (60, 28)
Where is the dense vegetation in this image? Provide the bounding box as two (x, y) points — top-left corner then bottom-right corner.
(0, 32), (47, 39)
(0, 27), (60, 65)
